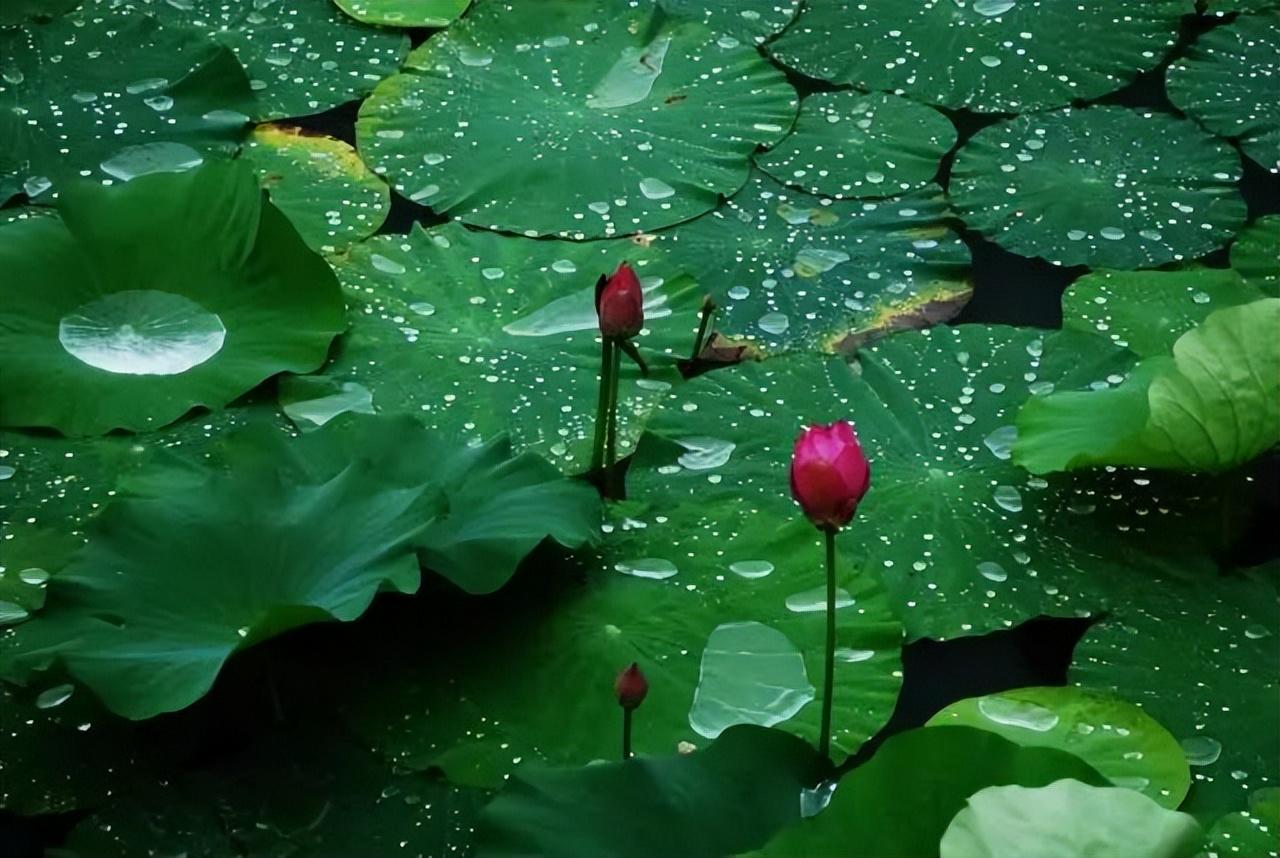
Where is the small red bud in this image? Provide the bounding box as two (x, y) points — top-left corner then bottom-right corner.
(614, 662), (648, 710)
(595, 262), (644, 339)
(790, 421), (871, 531)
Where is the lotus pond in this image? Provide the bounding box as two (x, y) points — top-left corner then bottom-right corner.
(1, 1), (1279, 856)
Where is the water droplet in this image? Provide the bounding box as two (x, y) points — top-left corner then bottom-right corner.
(126, 77), (169, 94)
(587, 35), (672, 109)
(282, 382), (375, 429)
(100, 142), (203, 181)
(676, 437), (736, 471)
(984, 426), (1017, 460)
(59, 291), (226, 376)
(729, 560), (774, 579)
(371, 254), (407, 275)
(757, 312), (789, 335)
(993, 485), (1023, 512)
(1244, 623), (1271, 640)
(551, 259), (577, 274)
(18, 568), (49, 585)
(793, 247), (851, 277)
(615, 558), (678, 580)
(980, 55), (1002, 68)
(35, 684), (75, 710)
(22, 176), (52, 198)
(973, 0), (1016, 15)
(458, 46), (494, 67)
(978, 695), (1060, 732)
(978, 561), (1008, 583)
(409, 302), (436, 316)
(639, 177), (676, 200)
(834, 648), (875, 663)
(689, 621), (814, 738)
(727, 286), (750, 300)
(1100, 227), (1126, 241)
(1191, 291), (1211, 305)
(143, 95), (174, 112)
(1181, 736), (1222, 766)
(0, 466), (14, 480)
(800, 780), (838, 817)
(0, 601), (30, 625)
(785, 586), (855, 612)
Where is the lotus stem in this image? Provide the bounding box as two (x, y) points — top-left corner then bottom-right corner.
(818, 527), (837, 761)
(590, 337), (615, 473)
(604, 340), (623, 496)
(622, 707), (634, 760)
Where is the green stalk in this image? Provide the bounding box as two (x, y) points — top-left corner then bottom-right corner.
(690, 294), (716, 361)
(590, 337), (615, 473)
(622, 707), (634, 760)
(604, 340), (623, 493)
(818, 527), (837, 761)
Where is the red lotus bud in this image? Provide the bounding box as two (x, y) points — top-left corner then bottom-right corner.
(790, 421), (871, 531)
(595, 262), (644, 339)
(614, 662), (648, 710)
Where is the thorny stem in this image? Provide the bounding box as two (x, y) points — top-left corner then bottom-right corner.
(818, 527), (837, 761)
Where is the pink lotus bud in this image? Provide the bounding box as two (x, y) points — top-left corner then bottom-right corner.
(595, 262), (644, 339)
(614, 662), (648, 710)
(790, 421), (871, 531)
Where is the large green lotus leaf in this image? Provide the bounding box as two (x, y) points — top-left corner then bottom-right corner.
(751, 726), (1107, 858)
(0, 414), (599, 718)
(756, 92), (956, 200)
(356, 0), (797, 239)
(656, 171), (972, 356)
(658, 0), (802, 43)
(63, 725), (485, 858)
(1169, 13), (1280, 175)
(0, 10), (253, 204)
(768, 0), (1185, 113)
(951, 107), (1247, 269)
(323, 222), (702, 473)
(1072, 563), (1280, 818)
(0, 162), (346, 436)
(1231, 215), (1280, 296)
(927, 687), (1190, 808)
(1015, 299), (1280, 474)
(92, 0), (409, 120)
(332, 0), (469, 27)
(341, 488), (902, 783)
(1198, 788), (1280, 858)
(628, 326), (1222, 640)
(0, 0), (80, 24)
(243, 124), (390, 254)
(1062, 267), (1266, 358)
(940, 779), (1202, 858)
(476, 725), (823, 858)
(1205, 0), (1280, 14)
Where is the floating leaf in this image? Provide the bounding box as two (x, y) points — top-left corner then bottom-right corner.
(243, 124), (390, 254)
(1198, 788), (1280, 858)
(0, 162), (346, 435)
(356, 0), (797, 238)
(93, 0), (410, 120)
(657, 171), (971, 356)
(323, 222), (702, 472)
(752, 726), (1107, 858)
(475, 725), (824, 858)
(332, 0), (469, 27)
(1072, 563), (1280, 818)
(951, 107), (1246, 269)
(928, 687), (1191, 808)
(0, 10), (253, 203)
(341, 487), (902, 783)
(631, 327), (1219, 640)
(1231, 215), (1280, 296)
(1169, 12), (1280, 174)
(1062, 267), (1266, 358)
(1015, 299), (1280, 474)
(0, 414), (599, 718)
(769, 0), (1185, 113)
(940, 779), (1202, 858)
(756, 92), (956, 200)
(658, 0), (802, 44)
